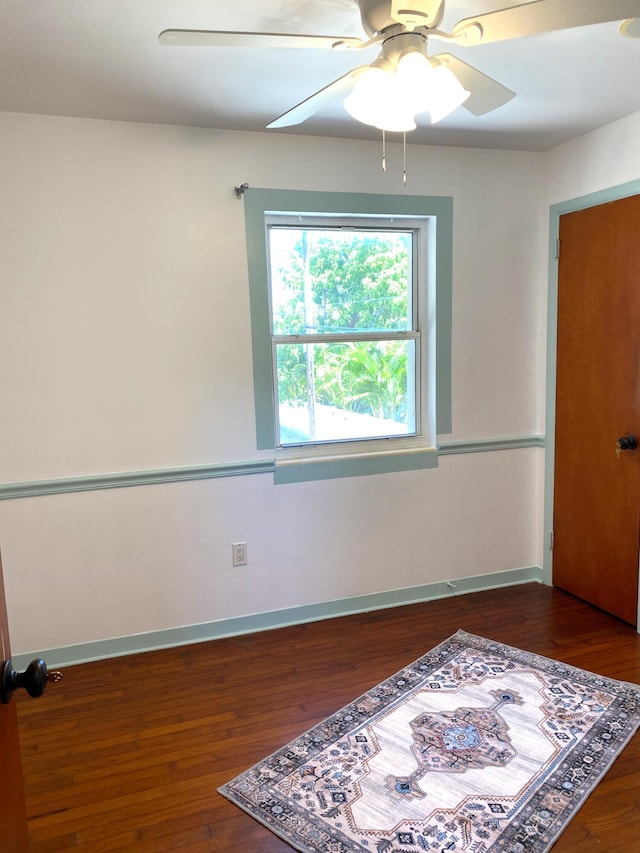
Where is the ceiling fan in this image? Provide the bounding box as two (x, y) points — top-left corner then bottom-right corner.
(159, 0), (640, 133)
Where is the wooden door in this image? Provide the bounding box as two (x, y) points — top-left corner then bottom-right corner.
(0, 552), (30, 852)
(553, 194), (640, 625)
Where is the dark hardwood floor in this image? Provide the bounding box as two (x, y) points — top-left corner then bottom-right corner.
(16, 583), (640, 852)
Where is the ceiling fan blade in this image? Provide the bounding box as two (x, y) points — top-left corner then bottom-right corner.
(158, 29), (364, 50)
(451, 0), (640, 45)
(433, 54), (515, 116)
(267, 67), (369, 129)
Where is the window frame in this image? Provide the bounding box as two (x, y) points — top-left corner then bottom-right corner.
(243, 189), (453, 482)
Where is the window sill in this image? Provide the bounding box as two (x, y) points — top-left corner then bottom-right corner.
(273, 444), (438, 483)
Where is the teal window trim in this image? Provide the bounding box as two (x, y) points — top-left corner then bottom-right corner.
(243, 188), (453, 481)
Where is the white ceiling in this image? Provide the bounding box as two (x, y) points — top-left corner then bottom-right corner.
(1, 0), (640, 152)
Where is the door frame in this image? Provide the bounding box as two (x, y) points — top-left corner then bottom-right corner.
(0, 551), (30, 851)
(543, 177), (640, 631)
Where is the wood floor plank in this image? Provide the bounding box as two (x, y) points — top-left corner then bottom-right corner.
(17, 584), (640, 851)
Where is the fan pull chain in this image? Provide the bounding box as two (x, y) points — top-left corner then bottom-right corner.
(380, 130), (408, 186)
(403, 132), (407, 187)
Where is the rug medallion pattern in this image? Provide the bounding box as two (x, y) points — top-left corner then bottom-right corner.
(219, 630), (640, 852)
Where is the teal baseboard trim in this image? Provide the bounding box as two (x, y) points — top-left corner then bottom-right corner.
(0, 459), (275, 501)
(438, 436), (545, 455)
(13, 566), (544, 669)
(0, 436), (545, 501)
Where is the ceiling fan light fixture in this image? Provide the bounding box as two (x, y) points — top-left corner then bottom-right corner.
(426, 63), (470, 123)
(344, 78), (416, 133)
(344, 64), (415, 131)
(344, 32), (471, 132)
(375, 109), (418, 133)
(344, 66), (389, 125)
(395, 50), (436, 114)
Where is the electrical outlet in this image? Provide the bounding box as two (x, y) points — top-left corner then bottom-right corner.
(232, 541), (248, 566)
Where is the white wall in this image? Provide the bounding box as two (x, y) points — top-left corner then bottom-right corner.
(0, 112), (546, 656)
(544, 111), (640, 205)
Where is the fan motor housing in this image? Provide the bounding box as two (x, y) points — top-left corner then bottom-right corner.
(358, 0), (446, 37)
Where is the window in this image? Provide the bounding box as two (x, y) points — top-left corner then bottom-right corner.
(243, 190), (453, 482)
(268, 217), (420, 447)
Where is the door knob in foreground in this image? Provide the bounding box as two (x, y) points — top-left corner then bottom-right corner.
(1, 658), (63, 704)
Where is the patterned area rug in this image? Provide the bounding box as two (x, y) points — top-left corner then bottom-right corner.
(219, 630), (640, 852)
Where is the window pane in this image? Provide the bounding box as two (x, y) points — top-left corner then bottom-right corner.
(276, 340), (416, 445)
(269, 228), (412, 335)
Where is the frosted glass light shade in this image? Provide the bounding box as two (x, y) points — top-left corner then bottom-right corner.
(395, 51), (436, 115)
(428, 64), (471, 123)
(344, 66), (416, 132)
